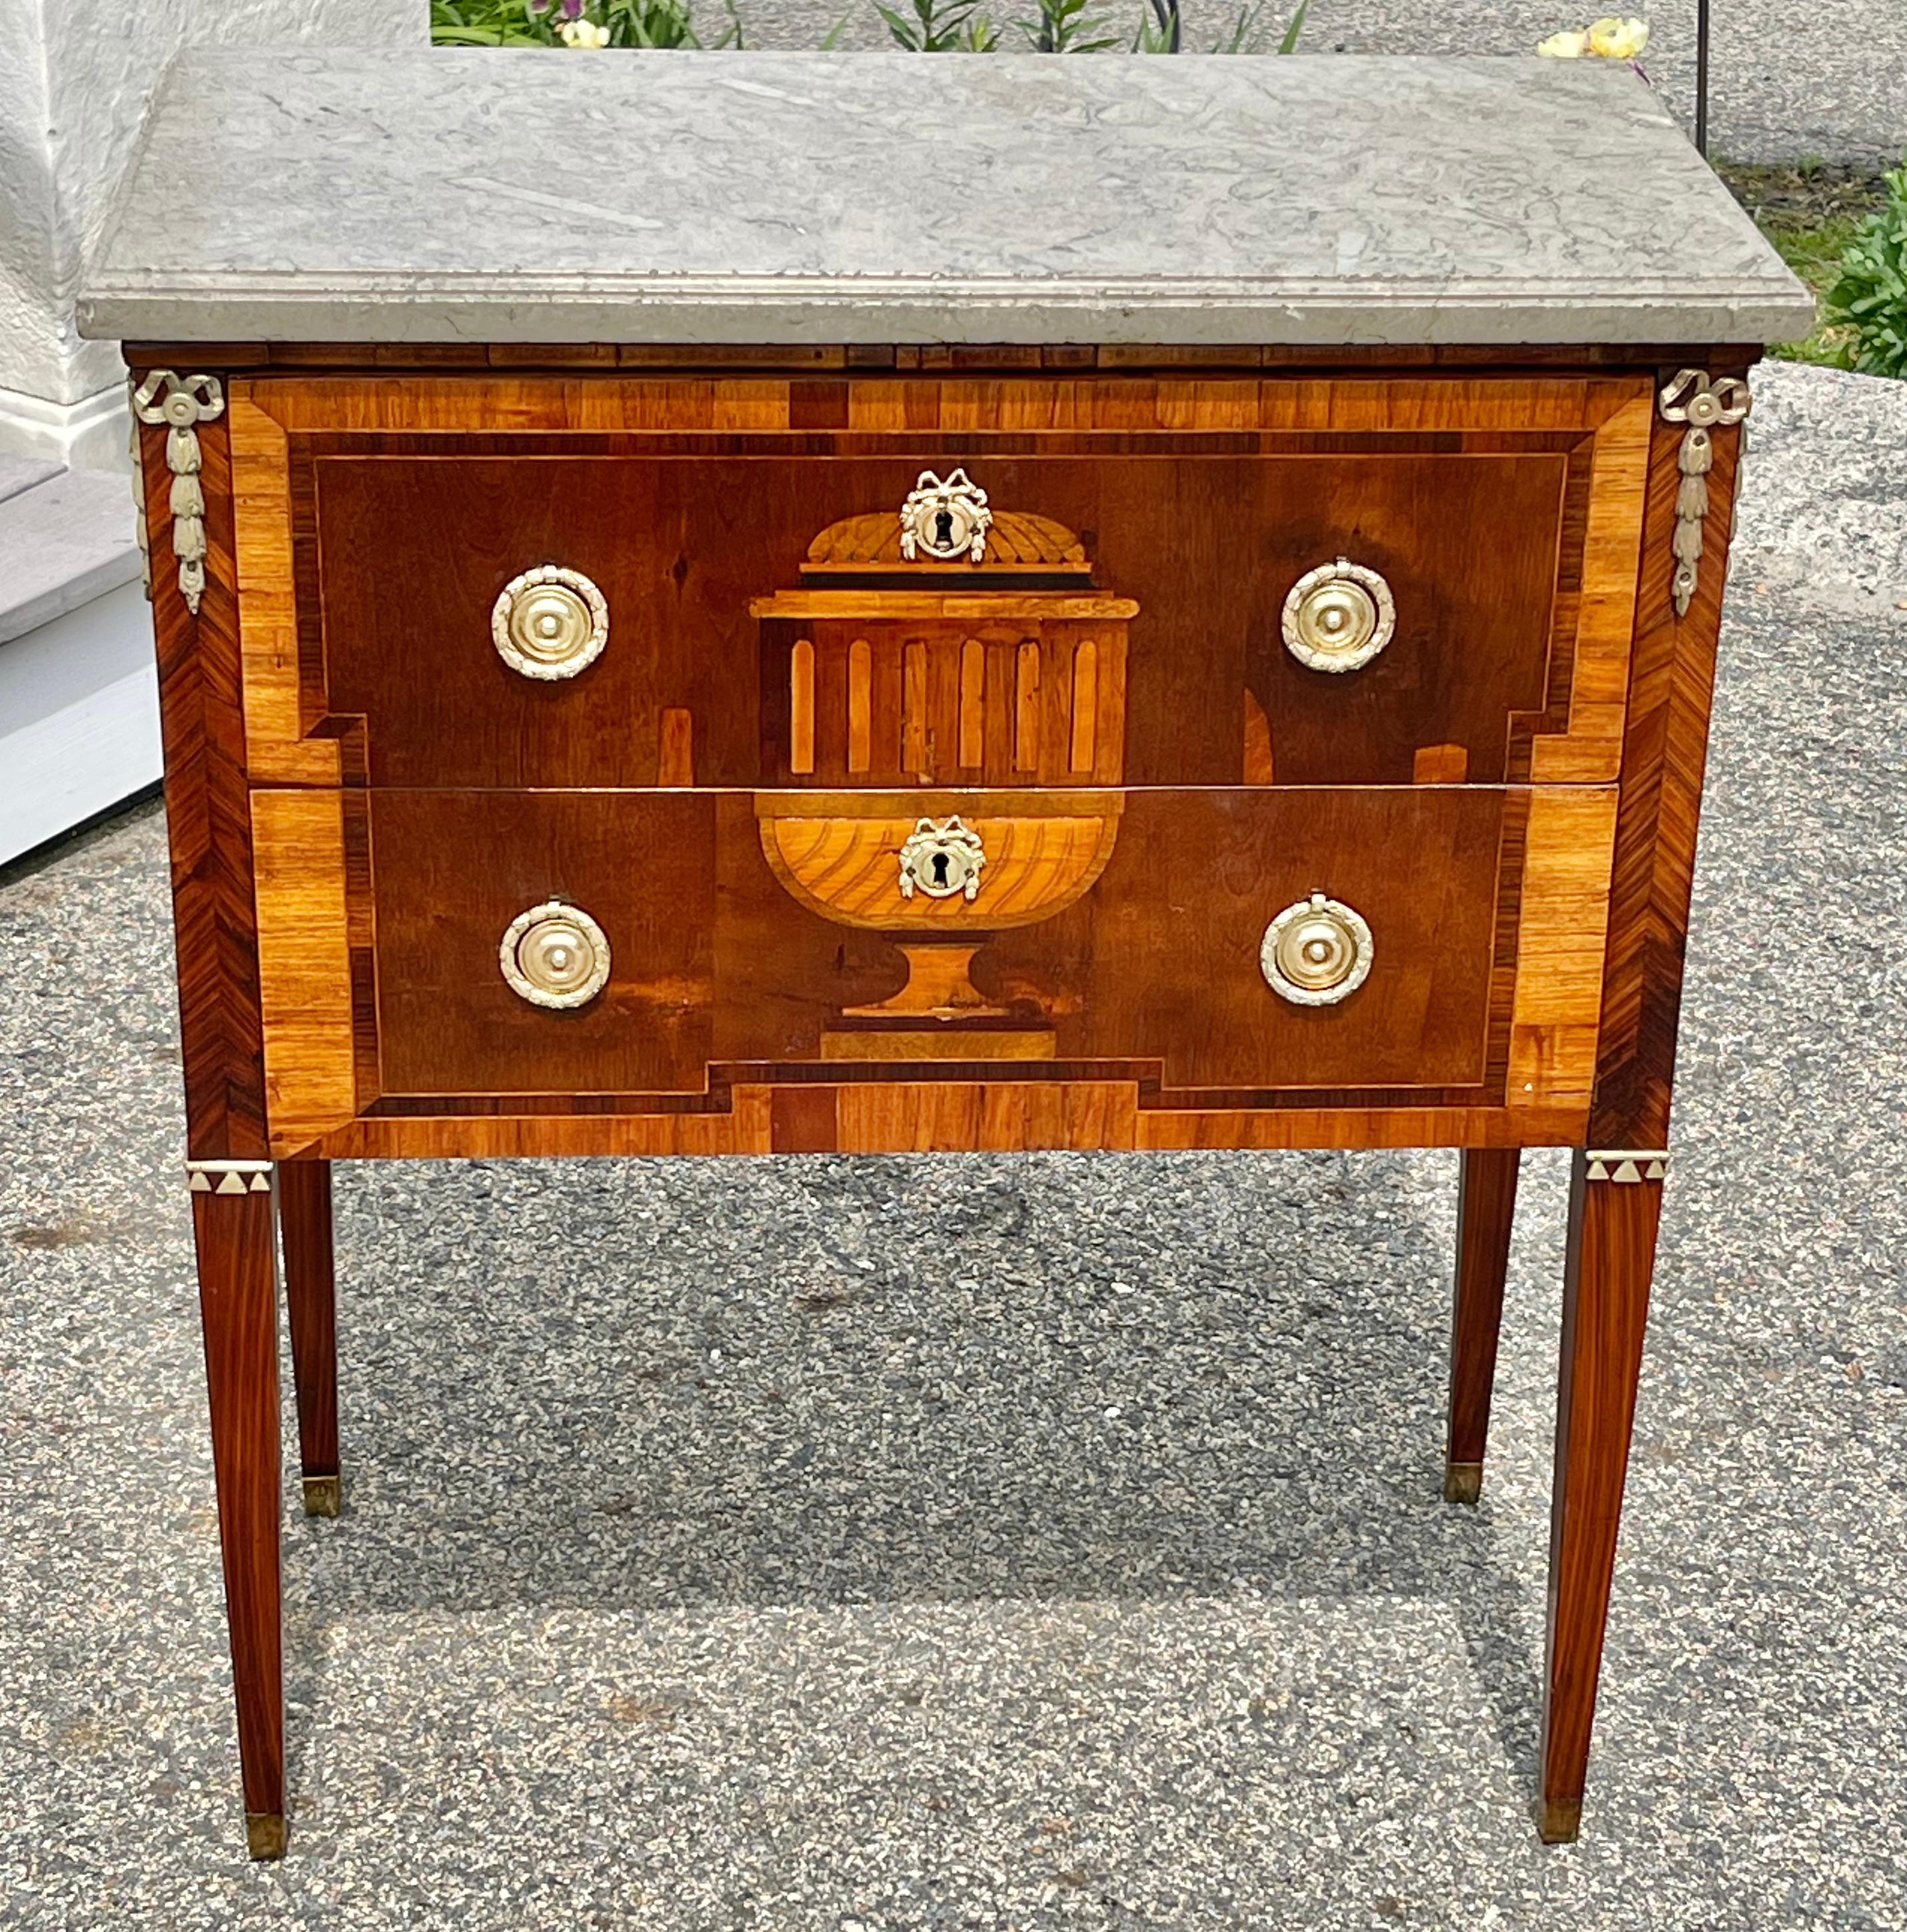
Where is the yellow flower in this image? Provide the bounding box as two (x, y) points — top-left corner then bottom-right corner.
(1587, 14), (1649, 57)
(1537, 29), (1590, 55)
(559, 17), (612, 45)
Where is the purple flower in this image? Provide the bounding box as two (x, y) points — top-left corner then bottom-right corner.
(561, 0), (584, 15)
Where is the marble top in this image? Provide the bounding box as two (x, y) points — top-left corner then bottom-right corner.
(79, 50), (1812, 347)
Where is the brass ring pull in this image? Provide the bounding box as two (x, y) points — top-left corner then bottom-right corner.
(1261, 892), (1373, 1005)
(492, 565), (608, 680)
(1281, 558), (1395, 673)
(499, 899), (610, 1009)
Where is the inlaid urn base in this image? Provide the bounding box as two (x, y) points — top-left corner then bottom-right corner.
(756, 796), (1124, 1059)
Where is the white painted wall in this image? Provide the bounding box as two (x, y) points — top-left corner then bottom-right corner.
(0, 0), (428, 467)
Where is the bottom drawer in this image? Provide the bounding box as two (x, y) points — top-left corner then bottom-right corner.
(249, 783), (1616, 1146)
(989, 786), (1507, 1092)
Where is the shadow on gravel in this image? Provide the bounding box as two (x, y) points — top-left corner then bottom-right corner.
(290, 1149), (1549, 1775)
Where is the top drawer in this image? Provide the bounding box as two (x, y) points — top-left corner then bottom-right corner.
(231, 373), (1652, 790)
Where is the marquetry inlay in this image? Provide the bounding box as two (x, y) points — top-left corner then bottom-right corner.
(1585, 1149), (1671, 1184)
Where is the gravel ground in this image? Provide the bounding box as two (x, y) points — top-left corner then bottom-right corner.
(720, 0), (1907, 167)
(2, 359), (1904, 1928)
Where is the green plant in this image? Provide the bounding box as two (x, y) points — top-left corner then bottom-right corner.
(431, 0), (548, 45)
(430, 0), (730, 49)
(878, 0), (999, 47)
(1019, 0), (1120, 51)
(1211, 0), (1307, 53)
(1823, 157), (1907, 378)
(1714, 159), (1892, 366)
(1131, 0), (1179, 50)
(1134, 0), (1305, 53)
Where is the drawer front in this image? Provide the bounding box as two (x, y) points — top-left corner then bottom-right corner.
(367, 791), (720, 1099)
(989, 787), (1507, 1091)
(251, 783), (1612, 1138)
(239, 376), (1642, 1155)
(315, 451), (1563, 789)
(239, 369), (1649, 795)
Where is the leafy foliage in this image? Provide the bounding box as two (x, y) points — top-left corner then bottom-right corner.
(1716, 159), (1890, 367)
(1133, 0), (1305, 53)
(1131, 0), (1179, 51)
(876, 0), (1000, 49)
(1214, 0), (1308, 53)
(1019, 0), (1120, 52)
(430, 0), (732, 49)
(1823, 157), (1907, 378)
(432, 0), (1309, 57)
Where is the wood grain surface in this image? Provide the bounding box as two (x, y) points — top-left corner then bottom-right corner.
(206, 362), (1668, 1169)
(294, 448), (1579, 791)
(190, 1180), (284, 1840)
(222, 372), (1650, 795)
(251, 789), (356, 1150)
(1588, 372), (1748, 1149)
(245, 777), (1618, 1155)
(368, 791), (720, 1099)
(141, 399), (272, 1159)
(1531, 361), (1750, 1839)
(278, 1160), (338, 1497)
(1539, 1151), (1666, 1839)
(757, 795), (1123, 929)
(228, 397), (340, 787)
(758, 613), (1131, 789)
(1445, 1147), (1521, 1502)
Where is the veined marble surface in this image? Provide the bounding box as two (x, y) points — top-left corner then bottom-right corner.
(79, 50), (1812, 347)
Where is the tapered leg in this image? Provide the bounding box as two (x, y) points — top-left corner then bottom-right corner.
(190, 1166), (286, 1860)
(1537, 1148), (1665, 1843)
(279, 1160), (340, 1518)
(1444, 1148), (1520, 1503)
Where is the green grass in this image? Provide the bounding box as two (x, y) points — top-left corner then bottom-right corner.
(1716, 160), (1891, 366)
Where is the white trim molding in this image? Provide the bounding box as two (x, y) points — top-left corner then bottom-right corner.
(0, 380), (133, 474)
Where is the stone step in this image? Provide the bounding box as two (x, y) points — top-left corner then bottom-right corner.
(0, 457), (157, 867)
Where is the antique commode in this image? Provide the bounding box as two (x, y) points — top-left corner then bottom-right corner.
(80, 49), (1812, 1857)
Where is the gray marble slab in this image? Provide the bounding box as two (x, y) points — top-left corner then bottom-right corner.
(79, 49), (1812, 348)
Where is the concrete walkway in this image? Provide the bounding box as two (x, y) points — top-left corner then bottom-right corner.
(738, 1), (1907, 166)
(2, 360), (1904, 1929)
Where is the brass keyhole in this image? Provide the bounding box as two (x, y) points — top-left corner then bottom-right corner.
(934, 508), (955, 550)
(898, 815), (987, 901)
